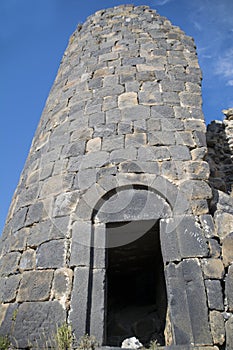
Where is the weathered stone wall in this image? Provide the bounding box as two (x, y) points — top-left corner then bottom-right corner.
(206, 108), (233, 194)
(205, 108), (233, 350)
(0, 5), (232, 349)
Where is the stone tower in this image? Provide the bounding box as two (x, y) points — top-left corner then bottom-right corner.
(0, 5), (233, 349)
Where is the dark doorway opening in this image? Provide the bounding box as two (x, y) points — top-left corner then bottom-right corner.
(105, 220), (167, 347)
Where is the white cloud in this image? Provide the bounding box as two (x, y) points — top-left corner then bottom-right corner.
(215, 48), (233, 85)
(193, 21), (202, 31)
(156, 0), (173, 5)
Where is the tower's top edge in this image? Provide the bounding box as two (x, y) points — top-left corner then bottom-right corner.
(74, 4), (189, 42)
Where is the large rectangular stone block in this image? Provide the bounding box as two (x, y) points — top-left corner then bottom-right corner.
(110, 147), (137, 163)
(165, 259), (212, 346)
(226, 264), (233, 311)
(10, 207), (28, 232)
(226, 316), (233, 350)
(160, 219), (181, 263)
(36, 239), (66, 269)
(121, 105), (150, 121)
(160, 216), (208, 262)
(177, 216), (208, 258)
(165, 263), (193, 345)
(209, 311), (225, 346)
(205, 280), (224, 311)
(80, 151), (109, 169)
(17, 270), (53, 302)
(148, 131), (176, 145)
(93, 224), (106, 269)
(69, 267), (90, 339)
(70, 221), (92, 267)
(25, 201), (47, 226)
(181, 259), (212, 345)
(13, 301), (66, 348)
(90, 269), (106, 344)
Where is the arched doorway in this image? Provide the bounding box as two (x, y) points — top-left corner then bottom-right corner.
(105, 220), (167, 346)
(70, 182), (211, 347)
(89, 187), (172, 346)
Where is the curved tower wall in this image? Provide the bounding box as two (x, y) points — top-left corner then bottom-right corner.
(0, 5), (232, 349)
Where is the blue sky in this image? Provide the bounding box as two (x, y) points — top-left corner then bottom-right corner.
(0, 0), (233, 233)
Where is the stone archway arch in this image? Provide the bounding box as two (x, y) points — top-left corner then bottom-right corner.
(74, 174), (190, 222)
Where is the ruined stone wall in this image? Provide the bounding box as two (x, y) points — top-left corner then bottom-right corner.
(205, 109), (233, 350)
(0, 5), (232, 350)
(206, 109), (233, 194)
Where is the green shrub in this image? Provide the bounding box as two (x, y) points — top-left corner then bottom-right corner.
(55, 323), (73, 350)
(0, 335), (11, 350)
(148, 339), (160, 350)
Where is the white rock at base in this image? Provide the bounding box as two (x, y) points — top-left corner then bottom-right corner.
(121, 337), (143, 349)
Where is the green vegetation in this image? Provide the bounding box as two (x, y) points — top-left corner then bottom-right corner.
(142, 339), (161, 350)
(77, 334), (99, 350)
(0, 335), (11, 350)
(147, 339), (160, 350)
(55, 322), (73, 350)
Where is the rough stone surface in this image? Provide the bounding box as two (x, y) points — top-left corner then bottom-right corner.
(69, 267), (89, 340)
(205, 280), (224, 311)
(13, 301), (66, 348)
(17, 270), (54, 302)
(180, 259), (212, 345)
(226, 315), (233, 350)
(207, 119), (233, 194)
(19, 249), (36, 271)
(0, 252), (21, 276)
(160, 216), (208, 263)
(226, 264), (233, 311)
(165, 262), (193, 345)
(52, 268), (73, 303)
(209, 311), (225, 345)
(214, 212), (233, 239)
(70, 221), (92, 267)
(36, 239), (66, 268)
(199, 215), (216, 238)
(90, 269), (106, 342)
(96, 189), (172, 223)
(201, 258), (224, 279)
(222, 232), (233, 267)
(0, 275), (21, 303)
(0, 303), (19, 339)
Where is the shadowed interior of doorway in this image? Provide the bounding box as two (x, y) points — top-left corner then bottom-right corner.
(105, 220), (167, 347)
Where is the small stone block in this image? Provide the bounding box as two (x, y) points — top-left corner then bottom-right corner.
(222, 232), (233, 267)
(36, 240), (66, 268)
(118, 92), (138, 109)
(205, 279), (224, 311)
(125, 133), (147, 147)
(86, 137), (102, 152)
(209, 311), (225, 345)
(201, 258), (225, 279)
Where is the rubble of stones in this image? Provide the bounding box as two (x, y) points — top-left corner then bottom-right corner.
(0, 5), (232, 350)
